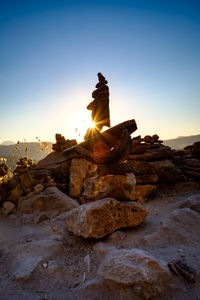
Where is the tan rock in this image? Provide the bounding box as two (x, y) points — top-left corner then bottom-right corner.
(136, 174), (158, 184)
(2, 201), (16, 215)
(65, 198), (148, 238)
(132, 184), (157, 200)
(69, 158), (90, 198)
(83, 173), (136, 201)
(97, 248), (171, 299)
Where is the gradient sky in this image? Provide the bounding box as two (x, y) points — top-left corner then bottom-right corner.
(1, 0), (200, 143)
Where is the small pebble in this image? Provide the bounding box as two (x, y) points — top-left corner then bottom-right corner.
(42, 262), (48, 269)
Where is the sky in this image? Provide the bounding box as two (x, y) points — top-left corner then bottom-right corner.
(0, 0), (200, 143)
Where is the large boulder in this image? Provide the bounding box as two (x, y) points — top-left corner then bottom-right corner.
(19, 186), (79, 216)
(65, 198), (148, 238)
(83, 173), (136, 201)
(97, 248), (171, 299)
(148, 159), (182, 182)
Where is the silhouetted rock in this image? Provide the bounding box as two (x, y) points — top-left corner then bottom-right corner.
(86, 72), (110, 134)
(52, 134), (77, 152)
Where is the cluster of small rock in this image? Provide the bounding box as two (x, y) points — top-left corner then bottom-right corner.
(172, 141), (200, 180)
(52, 133), (77, 152)
(14, 157), (35, 174)
(0, 158), (8, 177)
(126, 134), (183, 201)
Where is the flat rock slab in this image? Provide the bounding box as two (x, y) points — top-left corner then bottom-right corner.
(97, 248), (171, 299)
(65, 198), (148, 238)
(83, 173), (136, 201)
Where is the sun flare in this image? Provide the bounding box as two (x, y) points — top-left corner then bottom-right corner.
(74, 119), (96, 143)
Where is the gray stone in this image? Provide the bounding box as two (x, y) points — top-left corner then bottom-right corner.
(19, 186), (79, 216)
(180, 194), (200, 213)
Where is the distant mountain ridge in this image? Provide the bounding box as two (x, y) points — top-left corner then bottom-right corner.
(1, 135), (200, 169)
(1, 140), (15, 145)
(164, 134), (200, 150)
(0, 142), (52, 169)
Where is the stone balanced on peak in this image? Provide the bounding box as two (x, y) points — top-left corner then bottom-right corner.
(86, 72), (110, 132)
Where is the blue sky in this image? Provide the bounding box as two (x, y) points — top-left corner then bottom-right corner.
(0, 0), (200, 143)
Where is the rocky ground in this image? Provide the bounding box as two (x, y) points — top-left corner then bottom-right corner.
(0, 181), (200, 300)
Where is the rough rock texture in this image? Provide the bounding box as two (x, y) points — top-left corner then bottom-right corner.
(83, 173), (136, 201)
(65, 198), (148, 238)
(7, 185), (22, 205)
(2, 201), (16, 215)
(69, 158), (90, 198)
(128, 160), (150, 175)
(135, 174), (158, 184)
(19, 186), (79, 216)
(97, 248), (171, 299)
(132, 184), (157, 200)
(144, 207), (200, 247)
(180, 194), (200, 213)
(149, 159), (182, 182)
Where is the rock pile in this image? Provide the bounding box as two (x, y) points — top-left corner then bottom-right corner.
(85, 73), (110, 139)
(52, 133), (77, 152)
(0, 158), (8, 177)
(14, 157), (35, 174)
(125, 134), (183, 201)
(0, 73), (199, 240)
(172, 141), (200, 180)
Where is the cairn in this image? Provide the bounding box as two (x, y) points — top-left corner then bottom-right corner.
(52, 134), (77, 152)
(84, 73), (110, 140)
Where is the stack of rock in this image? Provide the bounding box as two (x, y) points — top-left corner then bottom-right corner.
(0, 158), (8, 177)
(184, 141), (200, 158)
(172, 141), (200, 180)
(14, 157), (35, 174)
(127, 134), (184, 201)
(84, 73), (110, 140)
(52, 134), (77, 152)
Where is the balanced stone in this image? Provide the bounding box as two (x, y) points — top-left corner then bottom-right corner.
(86, 72), (110, 134)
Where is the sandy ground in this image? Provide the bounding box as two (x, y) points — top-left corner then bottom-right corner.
(0, 181), (200, 300)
